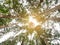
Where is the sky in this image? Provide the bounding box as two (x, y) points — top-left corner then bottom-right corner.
(0, 0), (60, 45)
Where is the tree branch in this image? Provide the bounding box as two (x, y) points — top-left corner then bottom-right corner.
(0, 5), (60, 18)
(0, 5), (60, 28)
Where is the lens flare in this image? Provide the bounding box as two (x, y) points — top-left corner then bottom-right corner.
(28, 16), (39, 27)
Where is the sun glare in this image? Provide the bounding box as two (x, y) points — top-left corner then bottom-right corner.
(28, 16), (39, 27)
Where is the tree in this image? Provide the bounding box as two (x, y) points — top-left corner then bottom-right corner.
(0, 0), (60, 45)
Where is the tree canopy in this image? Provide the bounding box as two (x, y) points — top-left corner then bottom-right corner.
(0, 0), (60, 45)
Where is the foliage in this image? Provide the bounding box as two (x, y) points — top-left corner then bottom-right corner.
(0, 18), (12, 25)
(0, 0), (59, 45)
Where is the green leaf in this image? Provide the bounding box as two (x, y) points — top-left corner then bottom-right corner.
(0, 5), (9, 13)
(46, 0), (49, 5)
(0, 18), (12, 25)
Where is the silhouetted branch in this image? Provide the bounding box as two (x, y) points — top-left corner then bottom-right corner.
(50, 17), (60, 22)
(0, 5), (60, 18)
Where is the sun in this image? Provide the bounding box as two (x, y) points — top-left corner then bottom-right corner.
(26, 15), (45, 34)
(28, 16), (39, 28)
